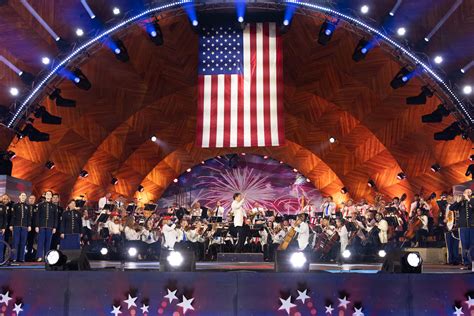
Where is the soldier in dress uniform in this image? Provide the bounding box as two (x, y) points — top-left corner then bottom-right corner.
(9, 192), (32, 262)
(35, 191), (58, 261)
(60, 200), (83, 250)
(26, 194), (37, 260)
(51, 193), (63, 250)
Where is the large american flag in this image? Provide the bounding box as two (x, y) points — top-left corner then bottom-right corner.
(196, 23), (284, 148)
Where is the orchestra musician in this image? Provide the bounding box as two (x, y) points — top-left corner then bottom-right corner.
(320, 196), (336, 218)
(444, 194), (460, 265)
(35, 191), (58, 262)
(293, 214), (310, 251)
(413, 208), (429, 247)
(10, 192), (32, 262)
(214, 201), (225, 218)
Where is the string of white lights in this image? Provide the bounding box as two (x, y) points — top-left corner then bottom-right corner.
(7, 0), (472, 128)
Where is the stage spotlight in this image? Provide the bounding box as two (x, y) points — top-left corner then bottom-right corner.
(72, 68), (91, 90)
(390, 67), (413, 89)
(360, 5), (369, 14)
(45, 161), (55, 170)
(378, 250), (387, 258)
(147, 21), (164, 46)
(293, 168), (298, 173)
(367, 180), (376, 188)
(151, 135), (157, 142)
(192, 20), (198, 26)
(19, 71), (35, 86)
(434, 122), (463, 141)
(406, 86), (433, 105)
(112, 7), (120, 15)
(100, 247), (108, 255)
(236, 0), (246, 24)
(463, 85), (472, 95)
(340, 187), (348, 194)
(275, 251), (309, 272)
(34, 106), (62, 125)
(466, 164), (474, 179)
(433, 56), (443, 64)
(397, 27), (406, 36)
(137, 185), (144, 193)
(41, 57), (50, 65)
(75, 28), (84, 37)
(318, 20), (336, 46)
(49, 88), (76, 107)
(45, 249), (90, 271)
(290, 252), (307, 268)
(160, 249), (195, 271)
(329, 136), (336, 143)
(9, 87), (19, 96)
(352, 39), (371, 62)
(111, 39), (129, 62)
(186, 168), (192, 172)
(167, 251), (184, 267)
(397, 172), (406, 180)
(470, 155), (474, 161)
(111, 177), (118, 185)
(306, 178), (311, 183)
(381, 250), (422, 273)
(421, 104), (450, 123)
(263, 155), (269, 159)
(173, 178), (178, 183)
(430, 163), (441, 172)
(342, 249), (351, 259)
(79, 169), (89, 178)
(46, 250), (62, 266)
(128, 247), (138, 257)
(21, 121), (49, 142)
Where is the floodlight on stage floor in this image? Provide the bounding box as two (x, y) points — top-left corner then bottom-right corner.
(128, 247), (138, 257)
(380, 250), (422, 273)
(275, 251), (309, 272)
(160, 249), (195, 272)
(45, 249), (90, 271)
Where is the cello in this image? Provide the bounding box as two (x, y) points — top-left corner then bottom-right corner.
(278, 217), (303, 250)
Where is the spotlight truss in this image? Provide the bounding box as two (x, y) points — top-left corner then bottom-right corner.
(406, 86), (434, 105)
(49, 89), (76, 107)
(422, 104), (450, 123)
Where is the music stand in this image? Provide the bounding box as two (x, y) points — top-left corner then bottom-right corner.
(75, 200), (86, 208)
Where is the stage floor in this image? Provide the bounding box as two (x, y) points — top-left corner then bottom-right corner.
(0, 260), (469, 273)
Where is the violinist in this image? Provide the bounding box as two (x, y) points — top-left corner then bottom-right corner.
(81, 210), (92, 245)
(106, 212), (123, 245)
(413, 208), (429, 247)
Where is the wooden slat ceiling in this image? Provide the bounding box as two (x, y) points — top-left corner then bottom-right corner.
(1, 3), (473, 204)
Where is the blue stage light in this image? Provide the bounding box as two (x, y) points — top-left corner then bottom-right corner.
(283, 3), (297, 27)
(183, 3), (198, 27)
(236, 0), (246, 23)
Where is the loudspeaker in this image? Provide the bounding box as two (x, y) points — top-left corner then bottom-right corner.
(160, 249), (196, 272)
(380, 250), (422, 273)
(275, 250), (310, 272)
(46, 249), (91, 271)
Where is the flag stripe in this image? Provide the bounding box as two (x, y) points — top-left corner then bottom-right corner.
(276, 26), (284, 145)
(223, 75), (231, 148)
(262, 23), (271, 146)
(256, 23), (265, 146)
(196, 76), (204, 147)
(250, 24), (258, 147)
(202, 76), (212, 148)
(209, 75), (218, 147)
(243, 25), (251, 147)
(269, 23), (279, 146)
(230, 75), (238, 147)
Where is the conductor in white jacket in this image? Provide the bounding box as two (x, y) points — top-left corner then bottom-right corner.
(231, 193), (246, 253)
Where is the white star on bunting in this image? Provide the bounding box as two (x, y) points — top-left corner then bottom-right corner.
(454, 306), (464, 316)
(325, 304), (334, 314)
(278, 296), (296, 315)
(123, 294), (137, 309)
(164, 289), (178, 303)
(338, 296), (351, 309)
(177, 295), (195, 314)
(13, 303), (23, 315)
(466, 296), (474, 309)
(0, 291), (12, 306)
(296, 289), (310, 304)
(110, 305), (122, 316)
(140, 304), (149, 313)
(353, 307), (364, 316)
